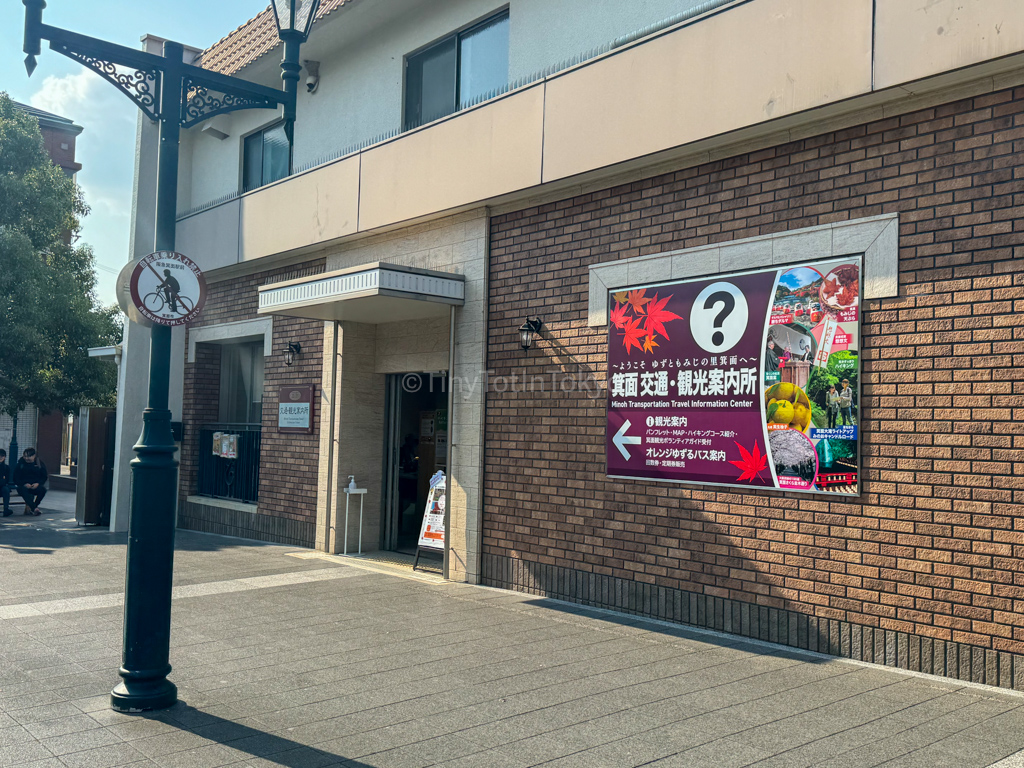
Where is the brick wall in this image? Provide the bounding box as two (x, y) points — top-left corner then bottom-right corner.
(179, 343), (220, 499)
(180, 259), (325, 546)
(485, 86), (1024, 685)
(39, 126), (80, 175)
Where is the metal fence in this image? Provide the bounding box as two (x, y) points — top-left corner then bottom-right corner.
(196, 424), (261, 504)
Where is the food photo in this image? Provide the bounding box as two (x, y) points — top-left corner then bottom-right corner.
(764, 381), (814, 434)
(820, 263), (860, 317)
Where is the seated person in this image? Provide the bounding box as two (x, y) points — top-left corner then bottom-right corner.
(14, 447), (47, 516)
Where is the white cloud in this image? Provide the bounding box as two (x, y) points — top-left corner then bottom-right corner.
(30, 70), (139, 305)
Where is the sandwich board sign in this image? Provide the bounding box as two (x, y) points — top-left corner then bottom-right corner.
(413, 471), (446, 571)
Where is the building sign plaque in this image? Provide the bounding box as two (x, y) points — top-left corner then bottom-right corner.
(607, 258), (861, 495)
(278, 385), (315, 434)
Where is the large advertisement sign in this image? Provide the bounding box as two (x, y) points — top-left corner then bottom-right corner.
(607, 258), (860, 495)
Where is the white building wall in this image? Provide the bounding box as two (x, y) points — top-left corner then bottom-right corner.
(508, 0), (703, 76)
(180, 0), (706, 213)
(0, 407), (39, 459)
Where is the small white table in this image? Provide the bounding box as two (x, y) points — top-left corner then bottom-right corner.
(343, 487), (367, 555)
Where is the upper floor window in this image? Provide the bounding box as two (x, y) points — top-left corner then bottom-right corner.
(242, 122), (290, 192)
(404, 10), (509, 129)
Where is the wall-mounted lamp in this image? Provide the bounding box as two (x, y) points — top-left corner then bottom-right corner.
(518, 318), (543, 352)
(304, 59), (320, 93)
(285, 341), (302, 366)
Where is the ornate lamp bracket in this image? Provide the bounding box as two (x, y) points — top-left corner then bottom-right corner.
(180, 78), (282, 129)
(51, 41), (161, 122)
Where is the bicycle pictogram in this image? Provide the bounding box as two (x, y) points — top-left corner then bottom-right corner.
(128, 251), (206, 327)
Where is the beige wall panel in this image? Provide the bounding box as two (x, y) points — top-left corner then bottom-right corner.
(358, 88), (544, 231)
(375, 318), (450, 374)
(542, 0), (872, 182)
(238, 156), (359, 262)
(175, 199), (241, 273)
(334, 322), (386, 554)
(875, 0), (1024, 89)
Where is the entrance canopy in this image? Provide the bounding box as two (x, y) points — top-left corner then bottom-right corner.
(257, 263), (465, 323)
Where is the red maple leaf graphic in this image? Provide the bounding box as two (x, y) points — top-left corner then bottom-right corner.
(625, 289), (651, 315)
(729, 440), (768, 483)
(610, 302), (629, 329)
(620, 316), (646, 355)
(643, 293), (684, 341)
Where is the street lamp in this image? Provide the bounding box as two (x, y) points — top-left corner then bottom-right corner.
(22, 0), (321, 712)
(270, 0), (318, 140)
(518, 318), (543, 352)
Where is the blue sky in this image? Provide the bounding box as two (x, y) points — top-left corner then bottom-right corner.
(1, 0), (269, 304)
(778, 267), (822, 292)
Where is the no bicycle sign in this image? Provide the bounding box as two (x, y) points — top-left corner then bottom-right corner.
(127, 251), (207, 327)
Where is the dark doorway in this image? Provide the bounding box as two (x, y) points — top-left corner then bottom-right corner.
(383, 373), (447, 553)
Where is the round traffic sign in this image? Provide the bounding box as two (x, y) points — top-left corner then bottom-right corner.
(128, 251), (206, 327)
(116, 260), (151, 328)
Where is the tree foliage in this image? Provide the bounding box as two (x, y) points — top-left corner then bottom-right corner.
(806, 350), (858, 409)
(0, 93), (120, 417)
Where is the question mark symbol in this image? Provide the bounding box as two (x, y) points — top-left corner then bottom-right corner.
(704, 291), (736, 347)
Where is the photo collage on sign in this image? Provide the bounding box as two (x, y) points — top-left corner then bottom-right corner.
(605, 256), (860, 496)
(764, 260), (860, 494)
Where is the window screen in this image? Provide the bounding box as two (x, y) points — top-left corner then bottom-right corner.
(404, 11), (509, 128)
(242, 123), (290, 192)
(458, 13), (510, 108)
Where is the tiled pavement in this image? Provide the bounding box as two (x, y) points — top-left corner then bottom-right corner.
(4, 493), (1024, 767)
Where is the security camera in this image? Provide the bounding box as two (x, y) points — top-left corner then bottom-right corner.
(304, 60), (320, 94)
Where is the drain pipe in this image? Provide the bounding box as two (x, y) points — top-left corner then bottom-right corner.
(443, 305), (456, 580)
(324, 320), (340, 552)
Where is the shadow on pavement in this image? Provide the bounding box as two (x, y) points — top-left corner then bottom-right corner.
(523, 596), (829, 664)
(142, 702), (371, 768)
(2, 489), (292, 556)
(0, 510), (291, 555)
(0, 488), (333, 560)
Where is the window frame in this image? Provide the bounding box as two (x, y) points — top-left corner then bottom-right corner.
(240, 119), (292, 193)
(403, 7), (510, 130)
(217, 339), (266, 427)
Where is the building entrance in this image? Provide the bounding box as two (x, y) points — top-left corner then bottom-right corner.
(383, 373), (448, 553)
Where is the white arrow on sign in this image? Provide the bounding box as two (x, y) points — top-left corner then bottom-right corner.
(613, 420), (642, 460)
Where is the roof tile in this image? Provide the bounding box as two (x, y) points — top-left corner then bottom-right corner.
(200, 0), (354, 76)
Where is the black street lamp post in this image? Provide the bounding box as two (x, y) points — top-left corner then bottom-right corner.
(22, 0), (320, 712)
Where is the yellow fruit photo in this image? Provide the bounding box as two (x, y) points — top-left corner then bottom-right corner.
(764, 382), (812, 433)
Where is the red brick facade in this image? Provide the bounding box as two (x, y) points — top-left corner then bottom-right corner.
(485, 86), (1024, 673)
(38, 125), (81, 176)
(180, 259), (325, 545)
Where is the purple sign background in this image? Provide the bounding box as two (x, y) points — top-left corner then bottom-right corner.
(606, 271), (775, 488)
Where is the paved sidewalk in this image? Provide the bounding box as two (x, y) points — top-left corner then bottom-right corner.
(3, 497), (1024, 767)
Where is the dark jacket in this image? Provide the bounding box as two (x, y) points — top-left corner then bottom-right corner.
(13, 459), (47, 487)
(0, 461), (9, 487)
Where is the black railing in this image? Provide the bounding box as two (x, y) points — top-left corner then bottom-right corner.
(196, 424), (261, 504)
